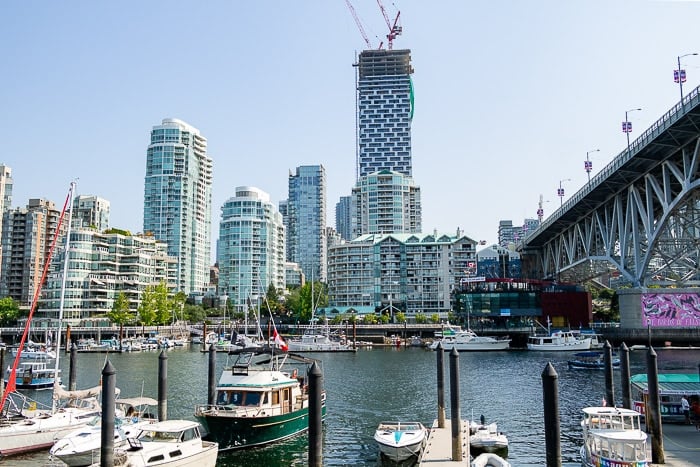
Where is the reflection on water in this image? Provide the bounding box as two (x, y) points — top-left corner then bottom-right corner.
(6, 345), (698, 466)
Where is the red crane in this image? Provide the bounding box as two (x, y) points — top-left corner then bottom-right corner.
(376, 0), (402, 49)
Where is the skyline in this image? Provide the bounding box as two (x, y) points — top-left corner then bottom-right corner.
(3, 1), (700, 247)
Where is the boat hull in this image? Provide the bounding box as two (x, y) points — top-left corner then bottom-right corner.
(196, 405), (326, 451)
(580, 445), (649, 467)
(0, 412), (95, 457)
(376, 439), (425, 462)
(433, 341), (511, 351)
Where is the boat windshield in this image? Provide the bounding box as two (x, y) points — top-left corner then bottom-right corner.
(139, 429), (181, 443)
(217, 390), (263, 406)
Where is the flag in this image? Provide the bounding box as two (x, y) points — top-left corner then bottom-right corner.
(273, 327), (288, 351)
(602, 397), (607, 407)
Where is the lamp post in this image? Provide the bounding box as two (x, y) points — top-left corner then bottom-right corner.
(676, 52), (698, 103)
(557, 179), (571, 207)
(622, 108), (642, 156)
(585, 149), (600, 183)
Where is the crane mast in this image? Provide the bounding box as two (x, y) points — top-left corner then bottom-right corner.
(376, 0), (402, 49)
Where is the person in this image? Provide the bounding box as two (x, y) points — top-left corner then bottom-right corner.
(681, 395), (690, 425)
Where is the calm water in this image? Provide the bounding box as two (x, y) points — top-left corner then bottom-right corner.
(6, 345), (700, 466)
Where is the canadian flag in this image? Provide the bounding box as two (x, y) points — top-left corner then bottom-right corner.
(273, 328), (288, 351)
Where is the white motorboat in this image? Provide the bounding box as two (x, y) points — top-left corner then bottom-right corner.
(287, 318), (354, 352)
(106, 419), (218, 467)
(50, 396), (158, 466)
(580, 406), (650, 467)
(374, 421), (427, 462)
(4, 360), (61, 389)
(11, 345), (56, 360)
(469, 420), (508, 458)
(526, 330), (591, 351)
(471, 452), (512, 467)
(429, 327), (511, 351)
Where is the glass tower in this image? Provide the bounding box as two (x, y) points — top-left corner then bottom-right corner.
(143, 118), (213, 295)
(356, 49), (414, 179)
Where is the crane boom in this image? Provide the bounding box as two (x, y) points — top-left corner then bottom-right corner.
(376, 0), (402, 49)
(345, 0), (372, 50)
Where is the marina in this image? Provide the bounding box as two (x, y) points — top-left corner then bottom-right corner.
(1, 345), (698, 465)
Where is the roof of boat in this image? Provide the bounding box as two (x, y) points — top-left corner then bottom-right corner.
(116, 397), (158, 407)
(142, 419), (200, 432)
(217, 369), (296, 388)
(588, 429), (647, 441)
(630, 373), (700, 394)
(582, 406), (641, 416)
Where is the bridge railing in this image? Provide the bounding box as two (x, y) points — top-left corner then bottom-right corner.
(528, 83), (700, 242)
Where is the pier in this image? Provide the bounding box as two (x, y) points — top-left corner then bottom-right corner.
(419, 419), (470, 465)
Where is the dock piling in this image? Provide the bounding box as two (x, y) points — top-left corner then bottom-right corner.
(158, 350), (168, 421)
(69, 343), (77, 390)
(65, 325), (71, 353)
(100, 360), (116, 467)
(603, 340), (615, 407)
(0, 348), (4, 398)
(620, 342), (632, 409)
(448, 348), (462, 461)
(646, 347), (665, 464)
(207, 344), (216, 405)
(436, 341), (445, 428)
(308, 361), (323, 467)
(542, 362), (561, 467)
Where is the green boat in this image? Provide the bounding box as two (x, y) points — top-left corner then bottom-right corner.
(194, 348), (326, 450)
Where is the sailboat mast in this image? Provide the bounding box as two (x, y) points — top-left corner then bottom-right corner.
(52, 181), (76, 412)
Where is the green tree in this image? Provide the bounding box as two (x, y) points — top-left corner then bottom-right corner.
(108, 292), (134, 347)
(0, 297), (20, 326)
(363, 313), (378, 324)
(183, 304), (207, 323)
(414, 312), (427, 324)
(265, 283), (282, 314)
(170, 291), (187, 322)
(395, 312), (406, 323)
(430, 313), (441, 324)
(154, 282), (171, 325)
(138, 285), (157, 326)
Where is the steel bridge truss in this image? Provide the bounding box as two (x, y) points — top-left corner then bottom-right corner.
(543, 137), (700, 286)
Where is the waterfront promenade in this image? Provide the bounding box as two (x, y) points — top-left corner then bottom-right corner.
(654, 422), (700, 467)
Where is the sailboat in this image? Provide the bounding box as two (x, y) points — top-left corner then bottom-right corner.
(0, 182), (107, 456)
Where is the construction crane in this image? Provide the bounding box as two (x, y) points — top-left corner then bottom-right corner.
(345, 0), (373, 50)
(376, 0), (402, 49)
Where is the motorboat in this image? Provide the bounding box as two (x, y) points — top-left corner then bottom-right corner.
(580, 406), (650, 467)
(11, 345), (56, 360)
(286, 318), (354, 352)
(429, 327), (511, 351)
(194, 348), (326, 450)
(469, 420), (508, 458)
(50, 396), (158, 466)
(471, 452), (511, 467)
(374, 421), (427, 462)
(108, 419), (218, 467)
(526, 330), (591, 351)
(567, 351), (620, 370)
(4, 360), (61, 389)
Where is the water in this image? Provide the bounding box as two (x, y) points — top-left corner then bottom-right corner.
(6, 346), (700, 466)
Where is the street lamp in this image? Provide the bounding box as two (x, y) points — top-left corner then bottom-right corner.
(585, 149), (600, 183)
(675, 52), (698, 103)
(557, 179), (571, 207)
(622, 108), (642, 156)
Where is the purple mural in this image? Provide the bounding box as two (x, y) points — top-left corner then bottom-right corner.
(641, 293), (700, 327)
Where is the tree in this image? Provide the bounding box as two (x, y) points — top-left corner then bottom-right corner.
(138, 285), (157, 326)
(171, 291), (187, 322)
(414, 312), (427, 324)
(395, 312), (406, 323)
(265, 283), (282, 314)
(108, 292), (134, 348)
(0, 297), (20, 326)
(430, 313), (441, 324)
(153, 282), (171, 325)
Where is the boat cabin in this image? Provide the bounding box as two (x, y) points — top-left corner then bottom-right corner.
(630, 373), (700, 422)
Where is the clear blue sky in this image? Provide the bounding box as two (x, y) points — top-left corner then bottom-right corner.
(2, 1), (699, 247)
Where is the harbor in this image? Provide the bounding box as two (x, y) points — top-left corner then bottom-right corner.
(2, 344), (699, 466)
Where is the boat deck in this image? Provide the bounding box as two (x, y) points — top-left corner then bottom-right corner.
(418, 418), (470, 466)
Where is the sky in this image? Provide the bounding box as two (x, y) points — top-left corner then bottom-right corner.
(2, 0), (700, 249)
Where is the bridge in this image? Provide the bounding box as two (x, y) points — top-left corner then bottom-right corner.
(521, 85), (700, 288)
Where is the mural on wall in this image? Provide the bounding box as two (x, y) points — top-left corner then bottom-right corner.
(641, 293), (700, 326)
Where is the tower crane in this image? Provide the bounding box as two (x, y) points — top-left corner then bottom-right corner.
(344, 0), (373, 50)
(376, 0), (402, 49)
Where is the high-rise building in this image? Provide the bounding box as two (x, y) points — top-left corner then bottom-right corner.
(335, 195), (352, 241)
(0, 164), (12, 280)
(72, 194), (110, 231)
(356, 49), (414, 179)
(351, 169), (421, 236)
(37, 229), (176, 321)
(286, 165), (327, 282)
(143, 118), (213, 295)
(0, 199), (64, 305)
(218, 187), (285, 312)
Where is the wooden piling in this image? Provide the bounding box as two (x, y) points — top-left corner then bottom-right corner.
(620, 342), (632, 409)
(542, 362), (561, 467)
(69, 343), (77, 391)
(100, 360), (116, 467)
(308, 361), (323, 467)
(448, 348), (462, 461)
(158, 350), (167, 421)
(646, 347), (665, 464)
(207, 344), (216, 405)
(603, 340), (615, 407)
(436, 341), (445, 428)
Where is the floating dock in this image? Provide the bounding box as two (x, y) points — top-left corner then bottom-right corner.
(419, 418), (470, 466)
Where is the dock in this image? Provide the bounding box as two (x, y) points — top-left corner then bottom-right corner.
(652, 422), (700, 466)
(419, 418), (470, 466)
